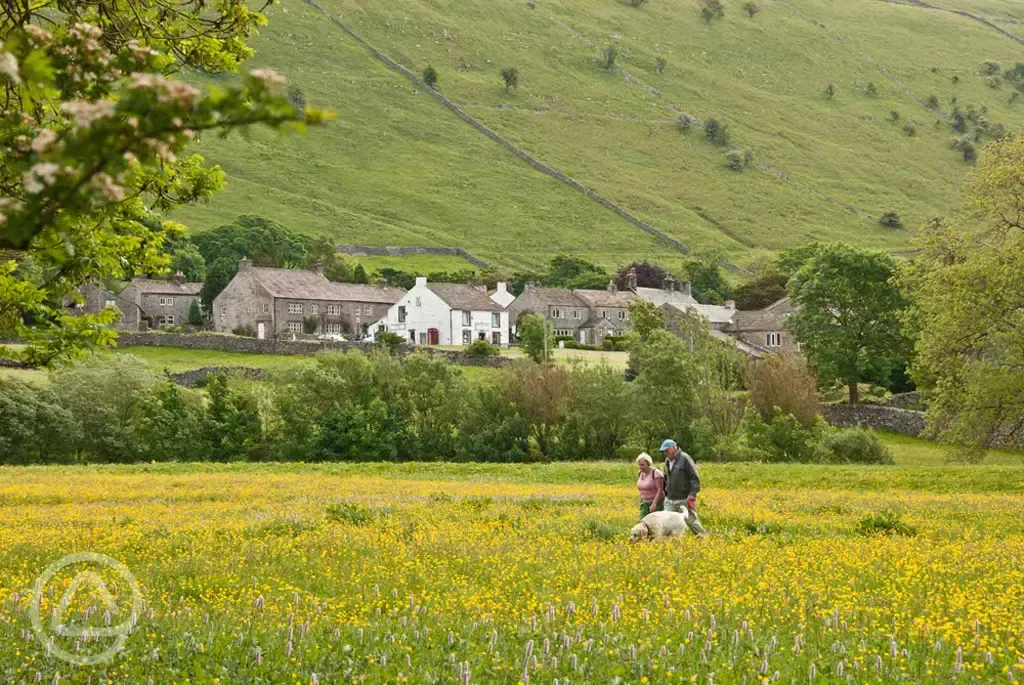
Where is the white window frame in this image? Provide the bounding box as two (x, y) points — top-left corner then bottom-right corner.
(326, 323), (343, 334)
(286, 321), (302, 333)
(159, 296), (174, 306)
(415, 297), (422, 307)
(492, 332), (501, 345)
(326, 304), (341, 316)
(767, 332), (782, 347)
(491, 313), (500, 328)
(288, 302), (303, 315)
(310, 304), (319, 315)
(573, 309), (581, 319)
(105, 299), (116, 309)
(364, 305), (373, 316)
(262, 303), (270, 314)
(618, 310), (626, 321)
(602, 310), (609, 319)
(462, 330), (471, 345)
(159, 315), (175, 326)
(398, 306), (407, 323)
(462, 312), (471, 326)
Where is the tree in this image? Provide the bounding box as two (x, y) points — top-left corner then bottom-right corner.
(200, 257), (237, 312)
(747, 353), (819, 428)
(0, 4), (329, 367)
(734, 272), (789, 310)
(685, 254), (733, 304)
(545, 255), (609, 289)
(423, 65), (438, 89)
(615, 260), (672, 289)
(307, 236), (351, 283)
(601, 46), (618, 70)
(202, 375), (262, 461)
(559, 364), (634, 460)
(878, 210), (903, 229)
(903, 135), (1024, 449)
(824, 83), (836, 99)
(352, 264), (369, 284)
(743, 1), (760, 17)
(500, 362), (569, 457)
(864, 82), (878, 98)
(188, 299), (203, 326)
(701, 0), (726, 22)
(192, 215), (309, 273)
(787, 244), (910, 404)
(704, 118), (730, 146)
(628, 299), (665, 343)
(501, 67), (519, 95)
(517, 313), (552, 363)
(656, 57), (668, 74)
(170, 243), (206, 282)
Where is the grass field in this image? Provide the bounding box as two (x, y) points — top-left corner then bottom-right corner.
(2, 458), (1023, 683)
(173, 0), (1024, 269)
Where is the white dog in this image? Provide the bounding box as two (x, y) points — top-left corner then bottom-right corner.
(629, 510), (692, 543)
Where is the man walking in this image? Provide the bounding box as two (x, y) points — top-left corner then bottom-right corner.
(659, 439), (709, 538)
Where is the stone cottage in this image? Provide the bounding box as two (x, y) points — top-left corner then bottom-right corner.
(78, 272), (202, 331)
(376, 277), (509, 346)
(213, 258), (405, 339)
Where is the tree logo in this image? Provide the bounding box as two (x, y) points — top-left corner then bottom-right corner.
(30, 552), (143, 666)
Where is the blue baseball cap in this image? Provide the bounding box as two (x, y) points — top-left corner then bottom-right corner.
(658, 439), (677, 452)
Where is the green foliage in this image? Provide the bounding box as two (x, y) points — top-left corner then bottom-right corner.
(170, 243), (207, 282)
(734, 272), (788, 310)
(303, 316), (320, 335)
(325, 501), (375, 525)
(232, 323), (256, 338)
(747, 353), (820, 428)
(517, 313), (553, 363)
(684, 254), (734, 304)
(824, 83), (836, 99)
(787, 244), (910, 404)
(889, 110), (901, 122)
(499, 362), (569, 457)
(466, 339), (500, 357)
(423, 65), (438, 88)
(902, 123), (917, 137)
(0, 5), (327, 366)
(655, 57), (668, 74)
(726, 149), (746, 171)
(0, 380), (81, 464)
(857, 509), (917, 537)
(704, 118), (731, 146)
(582, 518), (619, 541)
(903, 136), (1024, 450)
(878, 210), (902, 229)
(628, 0), (649, 6)
(677, 113), (697, 131)
(627, 299), (665, 343)
(816, 428), (894, 465)
(864, 82), (878, 97)
(601, 45), (618, 70)
(352, 264), (369, 284)
(501, 67), (519, 94)
(701, 0), (726, 22)
(187, 299), (203, 326)
(376, 331), (405, 352)
(307, 236), (353, 283)
(982, 60), (1002, 76)
(743, 2), (760, 18)
(456, 381), (530, 462)
(739, 407), (824, 463)
(134, 376), (204, 462)
(926, 94), (940, 109)
(202, 375), (262, 461)
(545, 255), (610, 289)
(557, 364), (634, 460)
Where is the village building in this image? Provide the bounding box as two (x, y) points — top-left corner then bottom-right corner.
(212, 258), (404, 339)
(375, 277), (509, 346)
(78, 272), (202, 331)
(489, 282), (516, 308)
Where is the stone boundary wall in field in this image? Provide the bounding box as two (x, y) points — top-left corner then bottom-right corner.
(820, 404), (928, 437)
(336, 245), (491, 270)
(885, 392), (924, 409)
(302, 0), (690, 256)
(169, 366), (268, 387)
(116, 332), (513, 368)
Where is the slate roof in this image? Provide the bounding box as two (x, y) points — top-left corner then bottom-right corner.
(131, 278), (203, 296)
(525, 287), (589, 308)
(634, 286), (697, 308)
(733, 297), (794, 330)
(574, 288), (637, 309)
(427, 283), (504, 311)
(248, 267), (404, 304)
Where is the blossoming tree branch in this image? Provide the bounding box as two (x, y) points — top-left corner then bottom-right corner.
(0, 1), (333, 367)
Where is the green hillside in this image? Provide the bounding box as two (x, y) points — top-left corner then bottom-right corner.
(175, 0), (1024, 270)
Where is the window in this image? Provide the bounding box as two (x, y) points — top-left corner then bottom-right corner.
(550, 308), (565, 319)
(409, 330), (416, 342)
(221, 307), (227, 320)
(462, 311), (471, 326)
(492, 332), (501, 345)
(159, 296), (174, 306)
(286, 322), (302, 333)
(415, 297), (422, 307)
(573, 309), (581, 319)
(104, 299), (116, 309)
(310, 304), (319, 315)
(398, 306), (407, 323)
(262, 303), (270, 314)
(419, 332), (427, 345)
(364, 305), (373, 316)
(601, 310), (608, 319)
(767, 332), (782, 347)
(326, 304), (341, 316)
(617, 310), (626, 321)
(327, 323), (342, 334)
(158, 315), (175, 326)
(491, 313), (500, 328)
(288, 302), (303, 315)
(462, 330), (471, 345)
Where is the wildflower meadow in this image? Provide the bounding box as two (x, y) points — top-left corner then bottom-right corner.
(1, 462), (1023, 684)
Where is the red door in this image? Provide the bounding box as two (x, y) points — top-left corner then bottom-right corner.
(427, 328), (439, 345)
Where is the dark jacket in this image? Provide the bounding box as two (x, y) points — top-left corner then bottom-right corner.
(664, 451), (700, 500)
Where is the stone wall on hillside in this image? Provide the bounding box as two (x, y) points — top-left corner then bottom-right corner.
(169, 366), (267, 387)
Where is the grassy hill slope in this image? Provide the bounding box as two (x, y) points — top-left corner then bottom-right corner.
(176, 0), (1024, 270)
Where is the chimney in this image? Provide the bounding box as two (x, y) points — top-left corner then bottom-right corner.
(173, 270), (186, 285)
(607, 280), (617, 293)
(524, 281), (536, 293)
(239, 256), (250, 271)
(725, 300), (735, 310)
(680, 280), (692, 298)
(626, 268), (638, 292)
(496, 282), (508, 295)
(662, 275), (675, 293)
(310, 260), (323, 277)
(415, 276), (427, 288)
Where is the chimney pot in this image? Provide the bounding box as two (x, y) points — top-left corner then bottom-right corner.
(239, 256), (250, 271)
(607, 280), (617, 293)
(680, 280), (692, 298)
(497, 282), (508, 293)
(415, 276), (427, 288)
(310, 260), (324, 276)
(173, 270), (186, 285)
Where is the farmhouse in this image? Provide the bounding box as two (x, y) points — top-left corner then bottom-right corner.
(213, 258), (404, 339)
(376, 277), (509, 346)
(78, 272), (202, 331)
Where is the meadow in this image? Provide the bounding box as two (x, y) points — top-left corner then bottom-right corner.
(2, 457), (1023, 684)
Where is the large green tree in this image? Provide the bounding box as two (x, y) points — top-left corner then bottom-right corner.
(0, 2), (329, 366)
(903, 135), (1024, 449)
(787, 244), (910, 404)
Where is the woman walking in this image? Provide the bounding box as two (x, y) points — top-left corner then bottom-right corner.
(636, 452), (665, 520)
